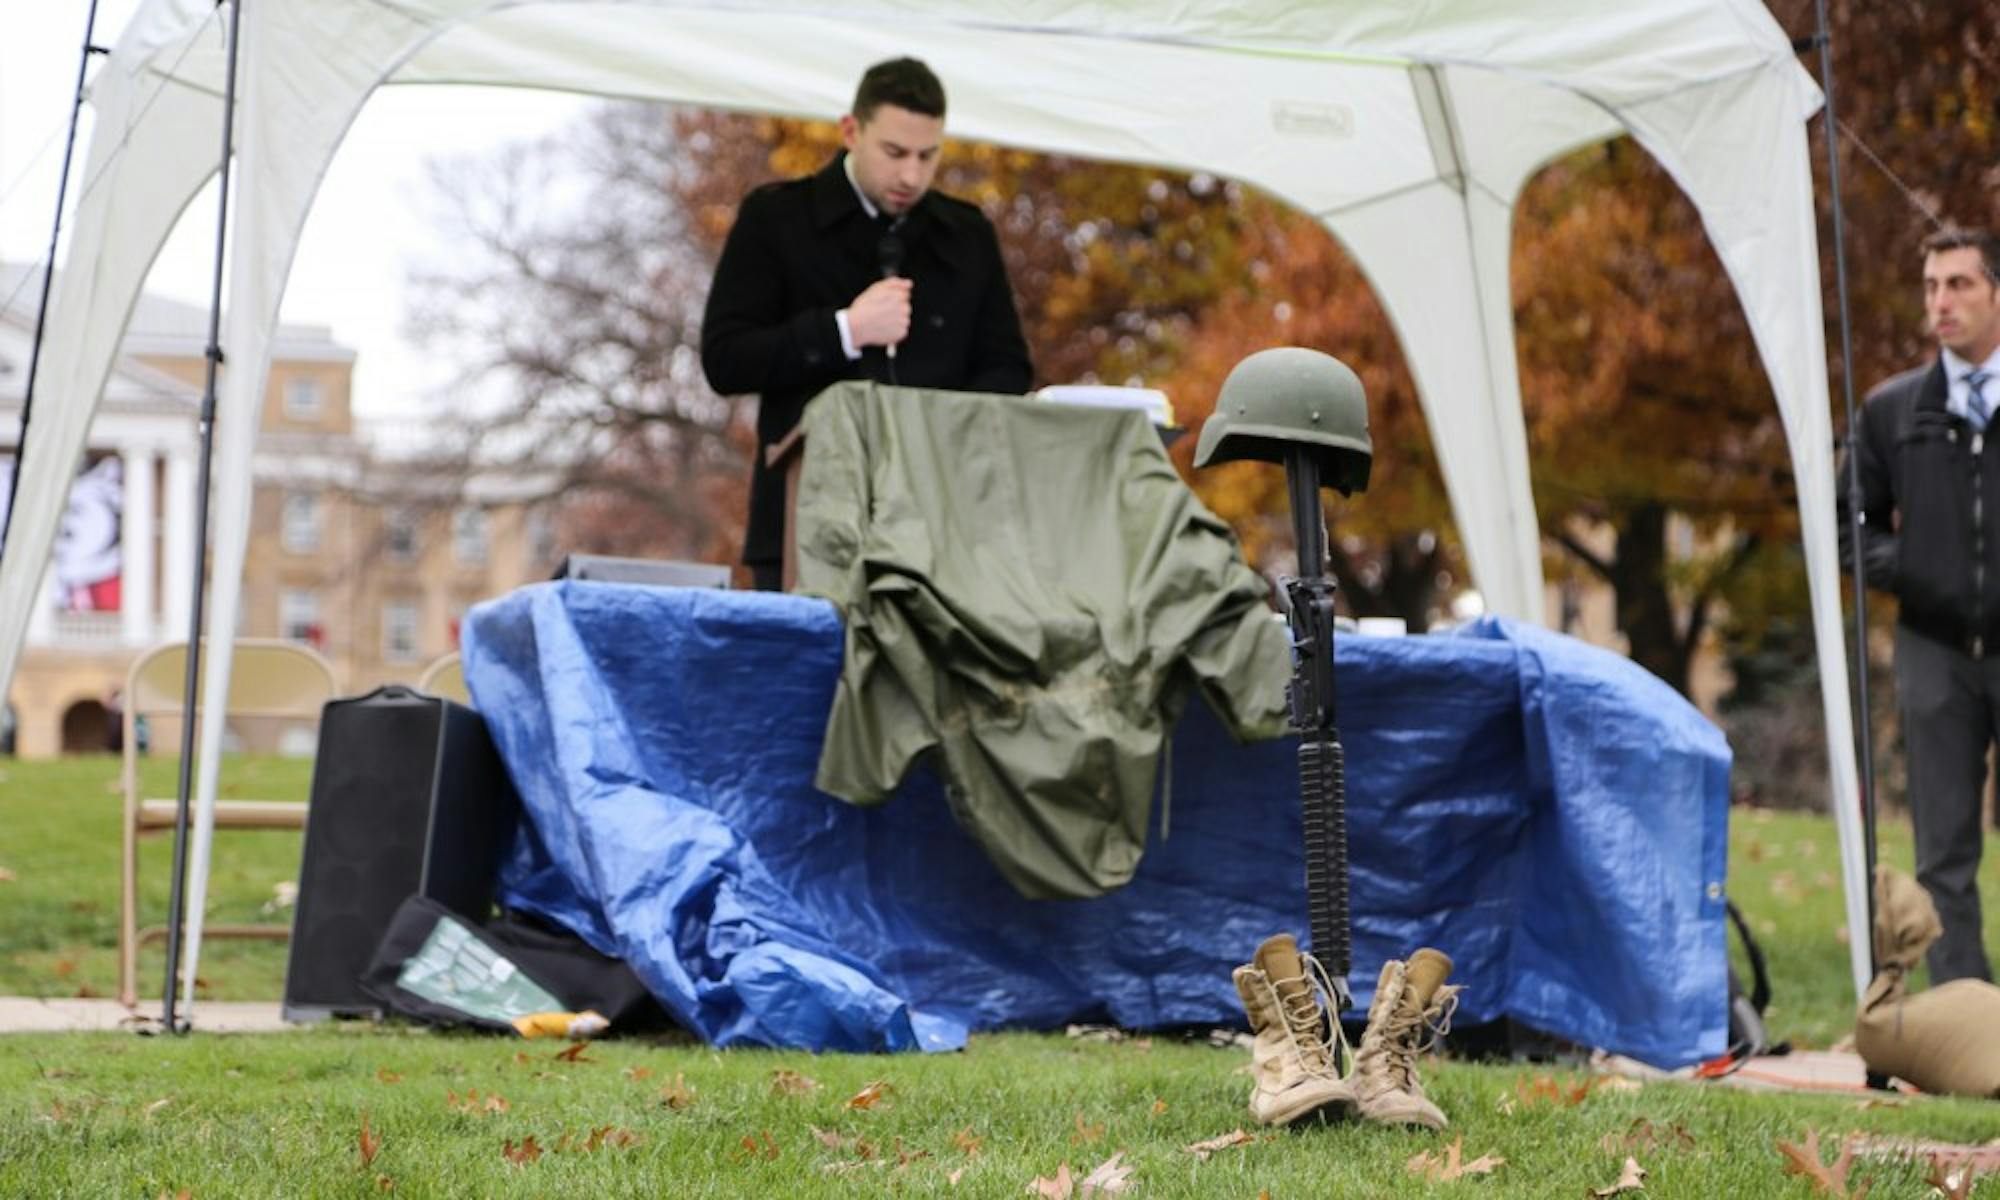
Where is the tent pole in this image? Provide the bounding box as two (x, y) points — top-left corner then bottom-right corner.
(160, 0), (246, 1036)
(1811, 0), (1878, 977)
(0, 0), (105, 553)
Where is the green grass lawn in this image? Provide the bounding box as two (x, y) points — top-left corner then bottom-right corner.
(4, 755), (2000, 1196)
(0, 755), (309, 1003)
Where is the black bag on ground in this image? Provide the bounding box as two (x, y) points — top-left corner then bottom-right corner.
(361, 895), (668, 1033)
(1725, 898), (1786, 1062)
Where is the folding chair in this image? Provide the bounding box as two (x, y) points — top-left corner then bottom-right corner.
(416, 650), (470, 706)
(118, 639), (337, 1007)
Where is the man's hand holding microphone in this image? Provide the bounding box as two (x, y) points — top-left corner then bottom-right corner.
(847, 276), (911, 356)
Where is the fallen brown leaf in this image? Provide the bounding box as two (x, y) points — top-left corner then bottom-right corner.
(557, 1125), (632, 1153)
(1927, 1154), (1976, 1200)
(1148, 1099), (1168, 1118)
(375, 1068), (401, 1085)
(1600, 1118), (1697, 1156)
(1852, 1097), (1904, 1111)
(1589, 1156), (1647, 1196)
(502, 1136), (542, 1166)
(846, 1080), (894, 1110)
(810, 1126), (847, 1151)
(1079, 1151), (1136, 1195)
(954, 1126), (985, 1157)
(733, 1130), (781, 1162)
(1776, 1131), (1869, 1198)
(621, 1066), (652, 1082)
(1514, 1073), (1609, 1109)
(0, 866), (16, 882)
(374, 1173), (394, 1192)
(1407, 1137), (1506, 1181)
(770, 1068), (820, 1095)
(552, 1042), (593, 1063)
(1028, 1162), (1074, 1198)
(1184, 1129), (1256, 1160)
(445, 1088), (508, 1115)
(1071, 1112), (1106, 1145)
(659, 1072), (696, 1110)
(359, 1114), (382, 1169)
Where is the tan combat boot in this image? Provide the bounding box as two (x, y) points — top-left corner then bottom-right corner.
(1351, 948), (1459, 1129)
(1231, 933), (1356, 1126)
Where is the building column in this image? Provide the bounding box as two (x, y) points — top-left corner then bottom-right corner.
(121, 446), (156, 647)
(162, 449), (196, 641)
(26, 564), (56, 642)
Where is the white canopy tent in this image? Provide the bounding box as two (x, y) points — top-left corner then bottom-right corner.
(0, 0), (1868, 1008)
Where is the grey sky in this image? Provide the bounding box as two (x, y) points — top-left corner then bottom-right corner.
(2, 3), (589, 418)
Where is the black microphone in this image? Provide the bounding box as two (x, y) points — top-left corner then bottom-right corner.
(877, 228), (905, 363)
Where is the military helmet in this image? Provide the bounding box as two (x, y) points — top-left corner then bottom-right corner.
(1193, 347), (1372, 495)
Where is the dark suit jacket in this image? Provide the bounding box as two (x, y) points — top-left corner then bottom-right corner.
(701, 154), (1033, 566)
(1841, 357), (2000, 652)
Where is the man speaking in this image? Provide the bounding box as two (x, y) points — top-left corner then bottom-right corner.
(701, 57), (1034, 590)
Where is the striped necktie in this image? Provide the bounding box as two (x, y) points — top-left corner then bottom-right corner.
(1968, 369), (1993, 432)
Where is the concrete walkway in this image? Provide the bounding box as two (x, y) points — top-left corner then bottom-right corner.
(0, 997), (290, 1034)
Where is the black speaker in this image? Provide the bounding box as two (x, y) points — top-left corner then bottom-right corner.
(553, 553), (732, 589)
(282, 686), (521, 1022)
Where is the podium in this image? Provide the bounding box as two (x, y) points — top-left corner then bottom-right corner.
(765, 425), (809, 591)
(763, 388), (1181, 593)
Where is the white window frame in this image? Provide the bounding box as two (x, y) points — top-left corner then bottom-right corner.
(282, 376), (324, 421)
(279, 588), (320, 645)
(452, 506), (489, 566)
(281, 491), (320, 554)
(381, 599), (420, 664)
(384, 506), (419, 563)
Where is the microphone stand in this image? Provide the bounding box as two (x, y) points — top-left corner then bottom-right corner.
(160, 0), (245, 1035)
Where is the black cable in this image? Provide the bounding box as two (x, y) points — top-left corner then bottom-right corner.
(1812, 0), (1880, 982)
(1, 0), (103, 555)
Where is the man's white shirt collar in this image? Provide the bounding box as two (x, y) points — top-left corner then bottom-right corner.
(1942, 344), (2000, 421)
(843, 154), (880, 220)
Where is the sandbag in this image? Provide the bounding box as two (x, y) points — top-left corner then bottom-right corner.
(1854, 865), (2000, 1098)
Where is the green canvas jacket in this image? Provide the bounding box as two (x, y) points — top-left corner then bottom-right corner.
(795, 382), (1289, 899)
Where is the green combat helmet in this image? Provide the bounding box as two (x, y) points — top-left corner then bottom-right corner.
(1193, 347), (1372, 495)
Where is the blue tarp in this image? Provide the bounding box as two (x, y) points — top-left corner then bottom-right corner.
(462, 582), (1730, 1066)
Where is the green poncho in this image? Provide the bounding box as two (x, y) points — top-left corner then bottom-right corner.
(795, 382), (1289, 899)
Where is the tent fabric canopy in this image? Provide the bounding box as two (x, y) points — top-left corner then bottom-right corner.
(0, 0), (1870, 1006)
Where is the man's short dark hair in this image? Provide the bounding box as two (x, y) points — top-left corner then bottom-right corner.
(853, 57), (946, 123)
(1922, 226), (2000, 286)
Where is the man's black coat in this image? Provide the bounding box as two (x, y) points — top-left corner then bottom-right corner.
(1842, 357), (2000, 651)
(701, 154), (1033, 567)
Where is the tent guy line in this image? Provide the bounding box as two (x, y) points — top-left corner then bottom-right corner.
(0, 3), (222, 322)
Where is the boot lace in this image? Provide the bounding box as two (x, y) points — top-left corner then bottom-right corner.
(1356, 975), (1462, 1095)
(1253, 953), (1350, 1079)
(1418, 985), (1463, 1055)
